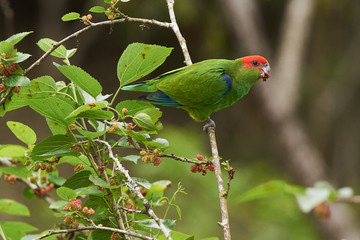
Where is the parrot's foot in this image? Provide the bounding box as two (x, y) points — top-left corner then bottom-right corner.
(203, 118), (216, 132)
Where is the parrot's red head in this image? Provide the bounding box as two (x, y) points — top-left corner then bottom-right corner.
(242, 55), (271, 81)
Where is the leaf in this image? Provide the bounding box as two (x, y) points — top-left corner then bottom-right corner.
(158, 231), (195, 240)
(37, 38), (67, 58)
(57, 65), (102, 99)
(49, 200), (68, 210)
(7, 52), (31, 63)
(23, 187), (35, 200)
(66, 48), (77, 58)
(3, 75), (30, 87)
(5, 31), (33, 45)
(56, 187), (77, 200)
(0, 41), (15, 58)
(150, 180), (172, 192)
(46, 118), (68, 135)
(7, 121), (37, 145)
(0, 199), (30, 216)
(0, 221), (37, 240)
(29, 97), (75, 125)
(76, 127), (108, 139)
(89, 175), (114, 188)
(135, 219), (175, 232)
(62, 170), (92, 189)
(66, 102), (107, 119)
(77, 109), (114, 120)
(118, 155), (140, 163)
(133, 112), (157, 131)
(0, 166), (31, 178)
(89, 6), (105, 13)
(62, 12), (80, 21)
(236, 180), (304, 203)
(31, 135), (75, 161)
(47, 173), (67, 185)
(0, 144), (26, 157)
(117, 43), (172, 86)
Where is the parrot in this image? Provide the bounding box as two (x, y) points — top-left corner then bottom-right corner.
(122, 55), (271, 130)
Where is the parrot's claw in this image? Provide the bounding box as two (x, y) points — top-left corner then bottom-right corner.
(203, 118), (216, 132)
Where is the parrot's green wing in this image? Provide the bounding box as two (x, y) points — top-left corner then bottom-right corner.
(149, 59), (234, 107)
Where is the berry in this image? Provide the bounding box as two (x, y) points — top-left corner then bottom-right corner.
(197, 164), (203, 172)
(88, 208), (95, 215)
(33, 164), (40, 171)
(141, 190), (147, 196)
(8, 64), (18, 73)
(72, 220), (79, 229)
(201, 170), (207, 176)
(46, 183), (55, 192)
(207, 164), (215, 171)
(69, 199), (82, 210)
(46, 165), (54, 173)
(109, 124), (119, 133)
(153, 157), (162, 166)
(0, 83), (7, 91)
(82, 206), (89, 214)
(13, 86), (20, 93)
(63, 205), (70, 211)
(30, 175), (37, 184)
(122, 108), (128, 115)
(127, 122), (134, 130)
(190, 165), (197, 173)
(40, 189), (47, 195)
(111, 233), (120, 240)
(196, 154), (204, 160)
(64, 215), (73, 224)
(71, 144), (81, 151)
(140, 150), (147, 156)
(40, 164), (46, 170)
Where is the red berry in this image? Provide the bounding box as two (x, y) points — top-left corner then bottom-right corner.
(40, 189), (47, 195)
(82, 206), (89, 214)
(141, 190), (147, 196)
(207, 164), (215, 171)
(190, 165), (197, 173)
(13, 86), (20, 93)
(201, 170), (207, 176)
(153, 157), (162, 166)
(197, 164), (203, 172)
(46, 165), (54, 172)
(40, 164), (46, 170)
(88, 208), (95, 215)
(196, 154), (204, 160)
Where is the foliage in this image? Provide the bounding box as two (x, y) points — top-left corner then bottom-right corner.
(0, 1), (358, 240)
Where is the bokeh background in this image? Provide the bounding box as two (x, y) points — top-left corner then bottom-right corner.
(1, 0), (360, 239)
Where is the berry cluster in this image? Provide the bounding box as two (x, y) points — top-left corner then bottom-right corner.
(190, 154), (215, 176)
(81, 14), (93, 25)
(32, 163), (55, 173)
(63, 198), (96, 215)
(140, 149), (162, 166)
(3, 174), (17, 184)
(33, 183), (54, 196)
(0, 63), (17, 77)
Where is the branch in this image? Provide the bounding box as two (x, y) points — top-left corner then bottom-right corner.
(38, 225), (157, 240)
(166, 0), (192, 65)
(207, 128), (231, 239)
(94, 139), (172, 240)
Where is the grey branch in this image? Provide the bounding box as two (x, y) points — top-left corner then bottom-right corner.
(94, 139), (172, 240)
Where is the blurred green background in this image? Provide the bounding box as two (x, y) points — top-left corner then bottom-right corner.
(1, 0), (360, 239)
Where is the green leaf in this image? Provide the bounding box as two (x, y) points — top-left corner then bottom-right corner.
(117, 43), (172, 87)
(0, 199), (30, 216)
(119, 155), (140, 163)
(236, 180), (304, 203)
(62, 170), (92, 189)
(57, 65), (102, 99)
(29, 97), (75, 126)
(0, 221), (37, 240)
(159, 231), (195, 240)
(0, 41), (15, 58)
(135, 219), (175, 231)
(37, 38), (67, 58)
(77, 109), (114, 120)
(56, 187), (77, 200)
(150, 180), (172, 192)
(61, 12), (80, 21)
(0, 144), (26, 157)
(89, 175), (112, 188)
(31, 135), (75, 161)
(0, 166), (31, 178)
(3, 74), (30, 87)
(66, 102), (107, 119)
(89, 6), (105, 13)
(5, 31), (33, 45)
(7, 121), (37, 145)
(47, 173), (66, 186)
(76, 127), (108, 139)
(49, 200), (68, 210)
(23, 186), (35, 200)
(7, 52), (31, 63)
(46, 118), (68, 135)
(66, 48), (77, 58)
(133, 112), (157, 131)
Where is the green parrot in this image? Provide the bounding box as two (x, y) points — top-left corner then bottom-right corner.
(122, 55), (270, 129)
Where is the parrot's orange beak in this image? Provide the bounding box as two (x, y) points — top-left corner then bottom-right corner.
(260, 63), (271, 81)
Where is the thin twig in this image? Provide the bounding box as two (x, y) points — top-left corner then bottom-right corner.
(94, 139), (172, 240)
(207, 128), (231, 240)
(38, 226), (157, 240)
(166, 0), (192, 65)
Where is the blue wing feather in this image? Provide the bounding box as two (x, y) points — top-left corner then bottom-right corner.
(140, 90), (183, 107)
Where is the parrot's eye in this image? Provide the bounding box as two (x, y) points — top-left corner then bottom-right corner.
(251, 60), (260, 67)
